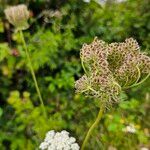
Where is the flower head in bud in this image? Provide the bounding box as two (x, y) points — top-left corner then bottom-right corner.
(4, 4), (30, 31)
(75, 37), (150, 107)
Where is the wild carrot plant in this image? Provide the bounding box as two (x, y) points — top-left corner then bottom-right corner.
(4, 4), (150, 150)
(4, 5), (47, 118)
(75, 37), (150, 149)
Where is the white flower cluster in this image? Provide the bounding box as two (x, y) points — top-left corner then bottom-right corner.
(122, 124), (136, 133)
(83, 0), (91, 3)
(108, 146), (117, 150)
(39, 130), (80, 150)
(140, 147), (149, 150)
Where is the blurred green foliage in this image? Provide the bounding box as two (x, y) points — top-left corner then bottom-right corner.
(0, 0), (149, 150)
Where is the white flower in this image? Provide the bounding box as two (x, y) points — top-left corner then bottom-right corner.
(39, 130), (80, 150)
(83, 0), (91, 3)
(71, 143), (80, 150)
(39, 142), (49, 150)
(123, 124), (136, 133)
(140, 147), (149, 150)
(108, 146), (117, 150)
(116, 0), (126, 2)
(96, 0), (126, 6)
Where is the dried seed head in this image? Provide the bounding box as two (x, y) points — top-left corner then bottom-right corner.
(4, 4), (30, 31)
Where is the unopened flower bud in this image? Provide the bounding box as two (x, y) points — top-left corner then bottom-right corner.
(4, 4), (30, 31)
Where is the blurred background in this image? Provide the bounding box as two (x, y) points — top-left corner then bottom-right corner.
(0, 0), (150, 150)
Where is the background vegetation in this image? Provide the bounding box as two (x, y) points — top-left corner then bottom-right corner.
(0, 0), (149, 149)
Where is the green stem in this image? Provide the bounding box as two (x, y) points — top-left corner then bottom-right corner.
(123, 66), (140, 88)
(123, 76), (129, 87)
(113, 81), (122, 93)
(81, 59), (88, 75)
(89, 87), (98, 94)
(123, 73), (150, 90)
(134, 66), (141, 84)
(81, 104), (104, 150)
(133, 72), (150, 86)
(20, 31), (47, 119)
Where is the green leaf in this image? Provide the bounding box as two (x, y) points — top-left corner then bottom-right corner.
(0, 107), (3, 117)
(0, 43), (9, 62)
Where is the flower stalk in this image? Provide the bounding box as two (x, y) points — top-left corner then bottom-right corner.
(19, 31), (47, 119)
(81, 104), (104, 150)
(123, 72), (150, 89)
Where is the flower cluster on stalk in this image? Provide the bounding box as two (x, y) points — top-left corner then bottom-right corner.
(4, 4), (30, 31)
(75, 37), (150, 105)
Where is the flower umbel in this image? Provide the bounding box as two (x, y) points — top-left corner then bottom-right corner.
(39, 130), (80, 150)
(75, 37), (150, 106)
(4, 4), (30, 31)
